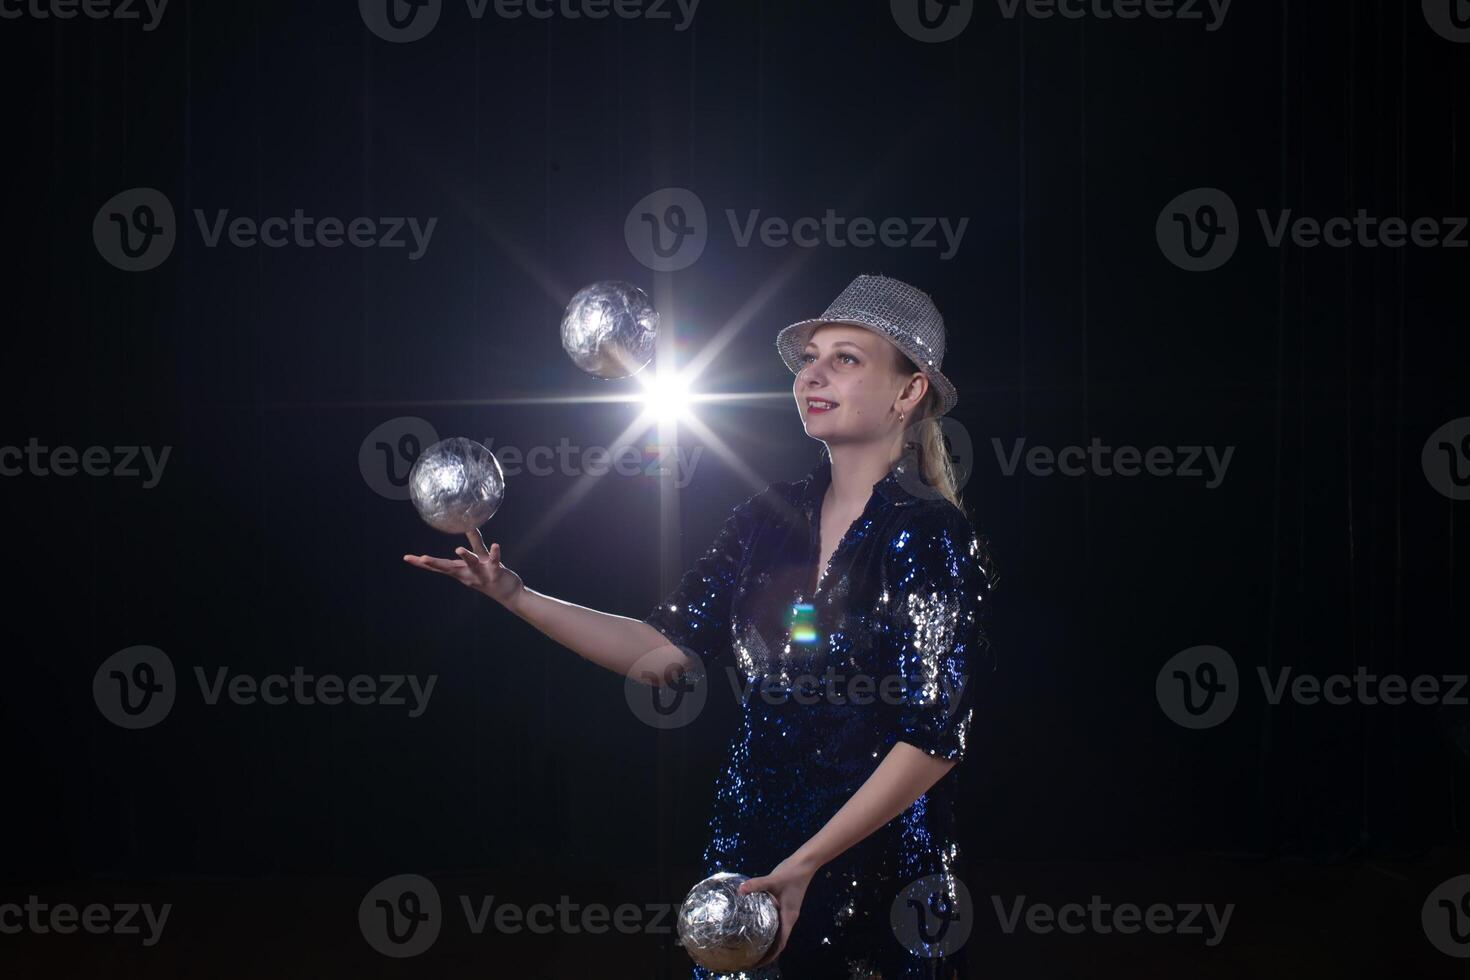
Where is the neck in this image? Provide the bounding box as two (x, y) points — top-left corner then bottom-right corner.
(824, 442), (905, 513)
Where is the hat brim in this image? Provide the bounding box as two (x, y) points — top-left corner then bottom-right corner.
(775, 318), (958, 418)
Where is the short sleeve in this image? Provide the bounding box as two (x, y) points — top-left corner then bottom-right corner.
(883, 507), (993, 762)
(642, 497), (759, 666)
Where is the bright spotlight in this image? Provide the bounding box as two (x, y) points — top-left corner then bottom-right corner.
(639, 371), (693, 424)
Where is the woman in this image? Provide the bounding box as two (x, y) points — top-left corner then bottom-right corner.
(405, 274), (993, 978)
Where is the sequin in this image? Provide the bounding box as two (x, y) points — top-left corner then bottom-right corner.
(645, 448), (994, 978)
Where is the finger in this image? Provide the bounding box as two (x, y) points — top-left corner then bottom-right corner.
(467, 528), (490, 559)
(455, 547), (482, 566)
(738, 877), (768, 895)
(410, 555), (467, 574)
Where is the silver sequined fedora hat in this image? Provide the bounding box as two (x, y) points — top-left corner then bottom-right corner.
(775, 273), (958, 417)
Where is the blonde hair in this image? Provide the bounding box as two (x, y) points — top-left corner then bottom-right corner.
(895, 350), (965, 515)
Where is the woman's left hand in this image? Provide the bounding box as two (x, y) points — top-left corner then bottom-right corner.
(737, 855), (818, 970)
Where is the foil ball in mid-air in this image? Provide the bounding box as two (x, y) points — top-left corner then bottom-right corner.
(560, 280), (659, 379)
(676, 871), (779, 972)
(407, 437), (505, 534)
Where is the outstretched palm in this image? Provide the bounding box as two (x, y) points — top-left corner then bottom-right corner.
(403, 528), (524, 607)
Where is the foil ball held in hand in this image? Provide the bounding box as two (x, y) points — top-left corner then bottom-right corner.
(677, 871), (779, 973)
(408, 437), (505, 534)
(560, 280), (659, 379)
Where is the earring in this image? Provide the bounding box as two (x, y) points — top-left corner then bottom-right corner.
(898, 411), (905, 423)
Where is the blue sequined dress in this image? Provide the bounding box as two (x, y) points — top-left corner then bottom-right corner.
(644, 448), (993, 979)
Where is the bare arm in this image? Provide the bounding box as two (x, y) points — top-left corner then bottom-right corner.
(737, 741), (959, 968)
(505, 586), (688, 685)
(404, 528), (689, 685)
(788, 740), (957, 872)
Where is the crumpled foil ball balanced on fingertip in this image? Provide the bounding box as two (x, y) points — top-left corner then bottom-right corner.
(408, 437), (505, 534)
(676, 872), (780, 972)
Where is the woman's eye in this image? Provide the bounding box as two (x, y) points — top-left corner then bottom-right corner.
(839, 353), (858, 364)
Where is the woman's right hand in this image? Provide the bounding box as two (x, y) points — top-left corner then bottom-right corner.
(403, 528), (525, 609)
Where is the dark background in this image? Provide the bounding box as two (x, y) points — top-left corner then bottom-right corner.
(1, 0), (1467, 976)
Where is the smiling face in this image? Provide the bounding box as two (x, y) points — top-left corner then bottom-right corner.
(793, 323), (928, 446)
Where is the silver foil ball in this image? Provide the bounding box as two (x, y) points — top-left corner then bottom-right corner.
(407, 437), (505, 534)
(676, 871), (779, 973)
(559, 280), (659, 379)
